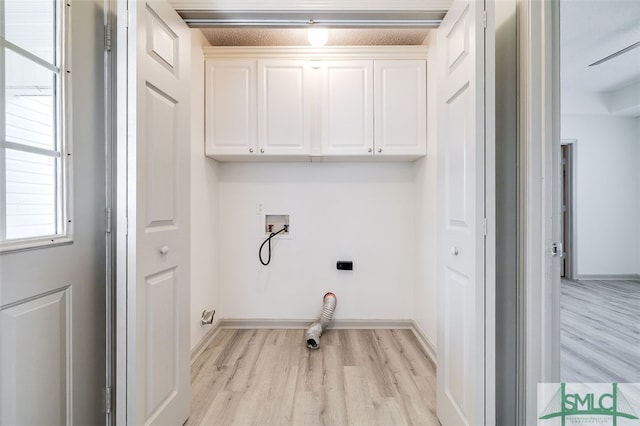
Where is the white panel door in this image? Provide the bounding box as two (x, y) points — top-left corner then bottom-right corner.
(374, 60), (426, 156)
(436, 0), (491, 424)
(319, 60), (374, 156)
(258, 60), (312, 156)
(126, 1), (190, 425)
(205, 60), (257, 156)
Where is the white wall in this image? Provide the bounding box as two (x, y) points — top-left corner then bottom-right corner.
(190, 30), (221, 349)
(562, 115), (640, 276)
(638, 117), (640, 275)
(217, 162), (415, 320)
(413, 51), (438, 348)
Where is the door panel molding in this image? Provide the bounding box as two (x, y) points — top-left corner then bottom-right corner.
(1, 287), (72, 425)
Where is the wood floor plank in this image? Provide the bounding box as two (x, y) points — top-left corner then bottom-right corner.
(188, 329), (437, 425)
(343, 366), (378, 426)
(319, 344), (349, 425)
(374, 329), (439, 425)
(561, 278), (640, 383)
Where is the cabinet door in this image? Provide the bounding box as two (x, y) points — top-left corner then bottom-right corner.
(374, 60), (427, 156)
(320, 61), (374, 156)
(258, 60), (312, 156)
(205, 60), (257, 156)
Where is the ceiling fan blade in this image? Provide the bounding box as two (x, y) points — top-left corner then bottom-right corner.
(589, 40), (640, 66)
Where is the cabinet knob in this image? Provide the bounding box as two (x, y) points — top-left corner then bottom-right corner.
(260, 148), (265, 154)
(368, 148), (372, 153)
(159, 246), (169, 255)
(378, 148), (382, 153)
(249, 148), (254, 153)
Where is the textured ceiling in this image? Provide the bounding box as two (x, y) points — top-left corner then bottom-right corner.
(561, 1), (640, 97)
(200, 28), (431, 46)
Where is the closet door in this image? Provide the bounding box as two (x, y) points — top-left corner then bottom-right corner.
(122, 1), (191, 424)
(436, 0), (495, 425)
(319, 60), (374, 156)
(258, 60), (312, 156)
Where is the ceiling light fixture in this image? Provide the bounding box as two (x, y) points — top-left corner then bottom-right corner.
(307, 28), (328, 47)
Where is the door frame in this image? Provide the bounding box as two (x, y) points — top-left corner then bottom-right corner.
(518, 0), (562, 424)
(560, 139), (577, 279)
(114, 1), (129, 424)
(104, 0), (117, 424)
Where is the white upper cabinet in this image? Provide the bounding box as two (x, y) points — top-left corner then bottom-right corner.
(374, 60), (427, 156)
(258, 60), (312, 156)
(319, 60), (374, 156)
(205, 60), (257, 156)
(204, 47), (427, 161)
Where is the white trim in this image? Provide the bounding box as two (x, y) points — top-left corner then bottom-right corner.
(0, 141), (62, 158)
(0, 0), (5, 243)
(180, 10), (445, 28)
(190, 320), (223, 362)
(410, 322), (437, 366)
(217, 318), (414, 329)
(114, 1), (129, 424)
(0, 0), (72, 254)
(0, 235), (73, 253)
(484, 1), (497, 423)
(0, 38), (60, 73)
(191, 318), (437, 366)
(518, 0), (561, 424)
(172, 0), (454, 12)
(203, 45), (429, 60)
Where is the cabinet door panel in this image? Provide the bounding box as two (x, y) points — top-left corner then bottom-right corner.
(320, 61), (374, 156)
(374, 60), (427, 156)
(258, 60), (312, 156)
(205, 60), (257, 156)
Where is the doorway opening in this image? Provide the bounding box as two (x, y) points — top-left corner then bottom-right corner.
(558, 0), (640, 383)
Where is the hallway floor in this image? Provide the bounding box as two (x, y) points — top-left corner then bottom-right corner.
(561, 278), (640, 382)
(187, 328), (438, 426)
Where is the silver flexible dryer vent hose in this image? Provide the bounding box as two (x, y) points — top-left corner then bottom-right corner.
(305, 292), (337, 350)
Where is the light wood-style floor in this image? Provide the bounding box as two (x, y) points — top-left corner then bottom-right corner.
(561, 278), (640, 382)
(187, 328), (438, 426)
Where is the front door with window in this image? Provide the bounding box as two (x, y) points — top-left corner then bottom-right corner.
(0, 0), (108, 423)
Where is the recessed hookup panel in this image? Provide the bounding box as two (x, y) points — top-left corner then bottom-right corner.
(265, 214), (289, 234)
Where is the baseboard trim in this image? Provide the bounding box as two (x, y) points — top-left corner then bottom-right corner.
(410, 321), (437, 366)
(190, 320), (222, 362)
(218, 318), (414, 330)
(574, 274), (640, 282)
(192, 318), (438, 366)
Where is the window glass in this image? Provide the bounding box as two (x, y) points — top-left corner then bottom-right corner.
(5, 48), (56, 151)
(5, 149), (58, 239)
(1, 0), (66, 249)
(3, 0), (56, 64)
